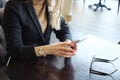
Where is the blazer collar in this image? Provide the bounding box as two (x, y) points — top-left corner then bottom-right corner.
(26, 4), (50, 42)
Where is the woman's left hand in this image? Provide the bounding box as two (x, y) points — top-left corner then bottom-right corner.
(65, 39), (77, 53)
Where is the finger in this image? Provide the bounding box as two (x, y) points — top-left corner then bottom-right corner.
(64, 55), (71, 58)
(59, 47), (75, 53)
(74, 44), (77, 51)
(71, 43), (77, 50)
(60, 42), (74, 47)
(56, 50), (74, 57)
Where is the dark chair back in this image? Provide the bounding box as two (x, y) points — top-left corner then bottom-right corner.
(0, 8), (7, 68)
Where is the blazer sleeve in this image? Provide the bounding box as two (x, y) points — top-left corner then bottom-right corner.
(2, 2), (37, 59)
(54, 17), (72, 42)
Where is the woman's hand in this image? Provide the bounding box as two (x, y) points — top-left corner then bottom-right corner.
(65, 39), (77, 51)
(44, 41), (76, 57)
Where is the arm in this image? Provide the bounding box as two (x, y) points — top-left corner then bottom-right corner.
(54, 17), (72, 42)
(2, 2), (36, 59)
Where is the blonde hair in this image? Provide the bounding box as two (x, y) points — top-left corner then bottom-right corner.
(48, 0), (62, 30)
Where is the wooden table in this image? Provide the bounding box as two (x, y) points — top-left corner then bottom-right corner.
(0, 34), (120, 80)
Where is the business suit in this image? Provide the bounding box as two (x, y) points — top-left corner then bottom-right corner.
(2, 0), (72, 59)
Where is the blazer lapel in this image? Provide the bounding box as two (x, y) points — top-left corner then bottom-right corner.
(26, 4), (45, 41)
(43, 5), (52, 38)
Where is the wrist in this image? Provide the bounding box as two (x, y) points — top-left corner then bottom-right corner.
(35, 46), (49, 57)
(38, 46), (46, 57)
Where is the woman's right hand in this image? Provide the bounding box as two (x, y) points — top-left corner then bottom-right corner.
(43, 42), (76, 57)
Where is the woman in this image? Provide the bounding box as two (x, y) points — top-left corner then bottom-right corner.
(2, 0), (77, 60)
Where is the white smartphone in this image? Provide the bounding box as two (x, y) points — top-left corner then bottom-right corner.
(71, 40), (80, 44)
(72, 37), (87, 44)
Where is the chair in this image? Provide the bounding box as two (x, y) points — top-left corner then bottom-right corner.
(88, 0), (111, 11)
(0, 8), (7, 68)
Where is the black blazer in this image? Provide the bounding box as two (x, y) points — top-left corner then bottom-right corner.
(2, 0), (72, 59)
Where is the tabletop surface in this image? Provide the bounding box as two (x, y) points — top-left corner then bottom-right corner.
(0, 34), (120, 80)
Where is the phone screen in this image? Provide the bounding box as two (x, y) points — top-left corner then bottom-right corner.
(72, 37), (87, 44)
